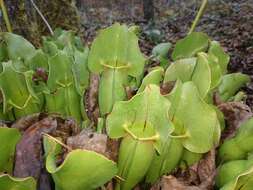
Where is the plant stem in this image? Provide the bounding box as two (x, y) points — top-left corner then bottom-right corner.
(0, 0), (12, 32)
(29, 0), (54, 35)
(188, 0), (208, 34)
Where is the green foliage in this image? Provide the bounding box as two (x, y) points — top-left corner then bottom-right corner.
(172, 32), (209, 60)
(219, 118), (253, 162)
(88, 23), (146, 115)
(0, 30), (89, 122)
(0, 23), (251, 190)
(43, 135), (118, 190)
(0, 174), (36, 190)
(216, 159), (253, 190)
(0, 127), (21, 173)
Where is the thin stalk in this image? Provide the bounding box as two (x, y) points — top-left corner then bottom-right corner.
(29, 0), (54, 35)
(0, 0), (12, 32)
(188, 0), (208, 34)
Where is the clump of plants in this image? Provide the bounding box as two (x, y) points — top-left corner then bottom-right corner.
(0, 18), (252, 190)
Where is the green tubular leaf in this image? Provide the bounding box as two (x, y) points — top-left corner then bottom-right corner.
(172, 32), (209, 61)
(208, 41), (230, 74)
(218, 73), (250, 101)
(0, 33), (36, 61)
(219, 118), (253, 162)
(47, 51), (74, 91)
(216, 159), (253, 189)
(0, 174), (36, 190)
(207, 51), (222, 89)
(164, 53), (211, 98)
(116, 135), (154, 190)
(43, 135), (117, 190)
(0, 127), (21, 173)
(43, 41), (58, 56)
(179, 149), (202, 169)
(145, 137), (183, 184)
(106, 85), (172, 152)
(0, 62), (41, 118)
(46, 50), (83, 122)
(26, 49), (49, 71)
(45, 85), (82, 122)
(191, 53), (211, 98)
(99, 69), (128, 116)
(88, 23), (146, 77)
(137, 67), (164, 93)
(169, 81), (219, 153)
(72, 47), (89, 96)
(164, 58), (197, 83)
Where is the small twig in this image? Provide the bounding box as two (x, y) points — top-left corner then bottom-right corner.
(0, 0), (12, 32)
(42, 133), (72, 151)
(29, 0), (54, 35)
(188, 0), (208, 34)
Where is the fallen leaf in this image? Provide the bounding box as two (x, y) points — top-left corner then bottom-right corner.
(14, 117), (57, 180)
(197, 149), (216, 189)
(11, 113), (40, 132)
(85, 73), (100, 122)
(153, 175), (201, 190)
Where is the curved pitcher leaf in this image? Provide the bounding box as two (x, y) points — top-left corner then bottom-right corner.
(218, 73), (250, 101)
(0, 33), (36, 61)
(26, 49), (49, 71)
(0, 174), (36, 190)
(0, 62), (41, 118)
(45, 85), (82, 122)
(106, 85), (172, 152)
(191, 53), (211, 98)
(207, 53), (222, 89)
(164, 58), (196, 83)
(172, 32), (209, 60)
(116, 135), (155, 190)
(219, 118), (253, 162)
(137, 67), (164, 93)
(0, 127), (21, 173)
(46, 50), (83, 122)
(164, 53), (211, 98)
(47, 51), (74, 91)
(216, 159), (253, 190)
(179, 149), (202, 169)
(145, 137), (183, 184)
(72, 47), (90, 96)
(208, 41), (230, 74)
(169, 82), (219, 153)
(99, 69), (129, 116)
(88, 23), (145, 77)
(43, 135), (118, 190)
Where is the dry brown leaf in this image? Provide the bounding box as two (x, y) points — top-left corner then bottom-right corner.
(11, 113), (40, 132)
(14, 117), (57, 180)
(86, 73), (100, 122)
(154, 175), (202, 190)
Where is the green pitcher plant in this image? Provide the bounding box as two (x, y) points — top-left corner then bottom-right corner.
(219, 118), (253, 162)
(88, 23), (146, 116)
(0, 23), (252, 190)
(43, 135), (118, 190)
(107, 85), (172, 189)
(216, 159), (253, 190)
